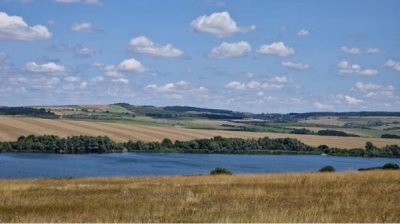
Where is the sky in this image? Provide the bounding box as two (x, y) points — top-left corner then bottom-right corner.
(0, 0), (399, 113)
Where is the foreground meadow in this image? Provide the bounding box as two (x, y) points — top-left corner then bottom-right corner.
(0, 171), (399, 222)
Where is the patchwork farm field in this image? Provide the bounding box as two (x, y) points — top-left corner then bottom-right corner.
(1, 116), (400, 148)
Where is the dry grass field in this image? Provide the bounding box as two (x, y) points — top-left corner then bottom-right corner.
(1, 116), (400, 148)
(299, 116), (347, 126)
(0, 171), (399, 222)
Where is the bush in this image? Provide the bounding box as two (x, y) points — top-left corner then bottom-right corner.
(319, 165), (335, 172)
(381, 134), (400, 139)
(210, 167), (232, 175)
(382, 163), (399, 170)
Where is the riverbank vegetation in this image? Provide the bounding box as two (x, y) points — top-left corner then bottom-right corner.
(0, 135), (399, 157)
(0, 171), (398, 222)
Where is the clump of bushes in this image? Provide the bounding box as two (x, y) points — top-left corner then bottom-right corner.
(382, 163), (400, 169)
(381, 134), (400, 139)
(319, 165), (335, 172)
(210, 167), (232, 175)
(358, 163), (399, 171)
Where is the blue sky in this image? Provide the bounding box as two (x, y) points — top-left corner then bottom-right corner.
(0, 0), (399, 113)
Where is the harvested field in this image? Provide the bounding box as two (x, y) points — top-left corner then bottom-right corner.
(0, 171), (399, 222)
(1, 117), (400, 148)
(299, 116), (346, 126)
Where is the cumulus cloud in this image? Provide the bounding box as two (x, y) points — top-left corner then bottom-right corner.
(0, 11), (52, 40)
(118, 58), (146, 72)
(94, 58), (146, 80)
(144, 81), (207, 100)
(297, 29), (309, 36)
(281, 61), (309, 70)
(70, 22), (93, 32)
(352, 81), (395, 99)
(225, 81), (246, 90)
(384, 59), (400, 72)
(344, 95), (363, 105)
(340, 46), (361, 54)
(112, 78), (129, 84)
(337, 60), (378, 76)
(257, 42), (294, 57)
(225, 76), (288, 91)
(128, 36), (183, 58)
(208, 41), (251, 59)
(25, 62), (66, 74)
(190, 11), (255, 37)
(314, 102), (334, 110)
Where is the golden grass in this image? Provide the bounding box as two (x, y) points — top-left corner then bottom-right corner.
(1, 116), (400, 148)
(0, 171), (399, 222)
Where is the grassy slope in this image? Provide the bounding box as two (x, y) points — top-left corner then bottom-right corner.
(0, 171), (399, 222)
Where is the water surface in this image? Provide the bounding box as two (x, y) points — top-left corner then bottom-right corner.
(0, 153), (399, 179)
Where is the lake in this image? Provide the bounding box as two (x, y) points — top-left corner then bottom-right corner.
(0, 153), (399, 179)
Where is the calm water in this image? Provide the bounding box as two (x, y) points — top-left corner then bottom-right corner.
(0, 153), (399, 179)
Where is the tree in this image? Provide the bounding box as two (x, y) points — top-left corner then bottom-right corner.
(365, 142), (376, 150)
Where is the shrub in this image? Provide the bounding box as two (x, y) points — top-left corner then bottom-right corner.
(210, 167), (232, 175)
(381, 134), (400, 139)
(319, 165), (335, 172)
(382, 163), (399, 170)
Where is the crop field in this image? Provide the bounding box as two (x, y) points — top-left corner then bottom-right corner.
(0, 171), (399, 222)
(1, 117), (400, 148)
(299, 116), (347, 126)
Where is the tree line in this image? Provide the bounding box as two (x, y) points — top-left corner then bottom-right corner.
(0, 135), (399, 157)
(0, 107), (58, 118)
(290, 128), (359, 137)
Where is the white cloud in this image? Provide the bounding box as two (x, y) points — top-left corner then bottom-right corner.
(225, 81), (246, 90)
(367, 48), (381, 53)
(118, 58), (146, 72)
(128, 36), (183, 58)
(314, 102), (334, 110)
(384, 59), (400, 72)
(281, 61), (309, 70)
(297, 29), (309, 36)
(144, 81), (207, 101)
(257, 42), (294, 57)
(344, 95), (363, 105)
(337, 60), (378, 76)
(352, 82), (395, 99)
(269, 76), (288, 83)
(208, 41), (251, 59)
(0, 11), (52, 40)
(25, 62), (66, 74)
(225, 77), (287, 91)
(64, 76), (80, 82)
(246, 80), (261, 89)
(70, 22), (93, 32)
(340, 46), (361, 54)
(352, 82), (382, 92)
(190, 11), (255, 37)
(112, 78), (129, 84)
